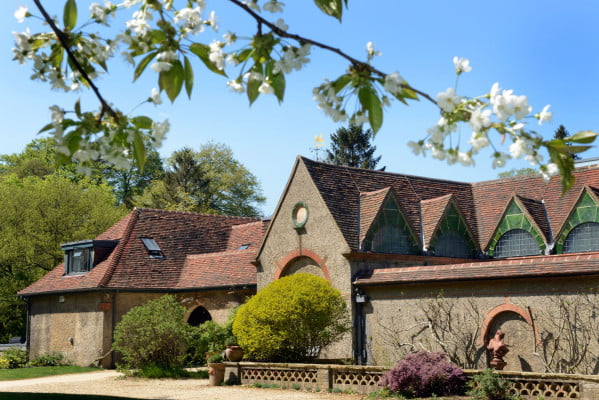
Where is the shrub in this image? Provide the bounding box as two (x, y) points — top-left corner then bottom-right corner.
(2, 348), (27, 368)
(233, 273), (350, 362)
(29, 352), (64, 366)
(380, 351), (465, 398)
(0, 357), (10, 369)
(187, 307), (238, 365)
(468, 368), (516, 400)
(112, 295), (194, 370)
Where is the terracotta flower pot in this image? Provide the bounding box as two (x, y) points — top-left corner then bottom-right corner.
(225, 345), (244, 362)
(208, 362), (226, 386)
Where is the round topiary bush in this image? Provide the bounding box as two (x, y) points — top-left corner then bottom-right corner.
(380, 351), (466, 398)
(232, 273), (350, 362)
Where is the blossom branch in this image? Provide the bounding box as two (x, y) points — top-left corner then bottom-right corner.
(227, 0), (437, 105)
(32, 0), (118, 121)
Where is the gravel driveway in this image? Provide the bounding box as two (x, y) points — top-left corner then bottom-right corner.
(0, 370), (365, 400)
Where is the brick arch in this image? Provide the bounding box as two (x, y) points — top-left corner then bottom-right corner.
(481, 302), (540, 346)
(274, 249), (331, 281)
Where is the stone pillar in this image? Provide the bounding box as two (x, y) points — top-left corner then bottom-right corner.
(581, 382), (599, 400)
(317, 366), (332, 392)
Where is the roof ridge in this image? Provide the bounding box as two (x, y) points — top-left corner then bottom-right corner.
(133, 207), (260, 221)
(98, 209), (140, 287)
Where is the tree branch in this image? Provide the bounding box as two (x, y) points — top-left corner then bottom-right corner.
(32, 0), (119, 121)
(227, 0), (437, 105)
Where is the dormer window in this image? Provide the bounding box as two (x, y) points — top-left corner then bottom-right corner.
(62, 240), (117, 275)
(141, 238), (164, 258)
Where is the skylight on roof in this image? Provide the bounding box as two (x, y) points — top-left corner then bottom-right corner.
(141, 238), (165, 258)
(238, 244), (250, 250)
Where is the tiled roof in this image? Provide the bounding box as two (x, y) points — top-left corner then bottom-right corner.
(177, 249), (257, 289)
(420, 194), (453, 248)
(300, 157), (599, 253)
(19, 208), (265, 296)
(302, 157), (476, 251)
(359, 188), (390, 243)
(354, 252), (599, 286)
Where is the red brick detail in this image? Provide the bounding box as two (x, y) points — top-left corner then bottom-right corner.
(275, 249), (331, 281)
(98, 302), (112, 311)
(481, 302), (540, 346)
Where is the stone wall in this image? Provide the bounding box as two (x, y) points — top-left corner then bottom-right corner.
(360, 275), (599, 374)
(28, 292), (109, 367)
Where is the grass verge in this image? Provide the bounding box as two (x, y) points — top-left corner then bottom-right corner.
(0, 366), (101, 381)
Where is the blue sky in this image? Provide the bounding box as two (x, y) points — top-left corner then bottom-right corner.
(2, 1), (599, 215)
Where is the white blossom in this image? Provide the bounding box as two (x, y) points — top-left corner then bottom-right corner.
(273, 44), (311, 74)
(174, 7), (204, 35)
(242, 0), (260, 11)
(458, 151), (474, 166)
(151, 120), (170, 146)
(509, 138), (529, 159)
(150, 61), (172, 72)
(89, 2), (114, 25)
(408, 140), (425, 156)
(469, 132), (490, 154)
(366, 41), (381, 59)
(149, 88), (162, 105)
(208, 40), (225, 70)
(537, 105), (552, 125)
(126, 18), (150, 37)
(468, 108), (492, 133)
(258, 81), (273, 95)
(264, 0), (284, 13)
(541, 163), (559, 182)
(206, 11), (218, 31)
(274, 18), (288, 31)
(453, 56), (471, 74)
(227, 80), (244, 93)
(436, 87), (461, 113)
(492, 152), (510, 169)
(14, 6), (28, 23)
(383, 72), (403, 94)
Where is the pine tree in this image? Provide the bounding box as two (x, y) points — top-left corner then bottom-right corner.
(325, 125), (384, 170)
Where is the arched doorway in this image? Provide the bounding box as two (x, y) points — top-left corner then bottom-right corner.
(187, 306), (212, 326)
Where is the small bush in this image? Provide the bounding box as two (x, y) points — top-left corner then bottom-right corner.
(233, 273), (350, 362)
(468, 368), (516, 400)
(380, 351), (465, 398)
(0, 357), (10, 369)
(2, 348), (27, 368)
(187, 308), (238, 366)
(29, 352), (64, 367)
(112, 295), (194, 370)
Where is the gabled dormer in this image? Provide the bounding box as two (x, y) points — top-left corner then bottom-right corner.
(555, 186), (599, 254)
(360, 189), (420, 254)
(62, 240), (118, 275)
(424, 195), (477, 258)
(487, 196), (547, 258)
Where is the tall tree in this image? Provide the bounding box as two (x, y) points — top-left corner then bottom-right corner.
(135, 143), (265, 217)
(325, 125), (385, 170)
(0, 174), (125, 341)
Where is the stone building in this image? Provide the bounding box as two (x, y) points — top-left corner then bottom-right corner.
(18, 208), (266, 367)
(20, 156), (599, 373)
(255, 157), (599, 373)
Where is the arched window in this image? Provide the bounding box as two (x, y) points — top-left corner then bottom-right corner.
(434, 230), (471, 258)
(563, 222), (599, 253)
(494, 229), (540, 258)
(371, 224), (413, 254)
(187, 306), (212, 326)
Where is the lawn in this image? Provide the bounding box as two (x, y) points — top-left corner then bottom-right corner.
(0, 366), (101, 381)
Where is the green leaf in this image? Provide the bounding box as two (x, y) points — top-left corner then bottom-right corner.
(332, 74), (351, 94)
(183, 56), (194, 99)
(566, 130), (598, 144)
(63, 0), (78, 31)
(271, 73), (285, 103)
(159, 60), (185, 102)
(189, 43), (227, 77)
(134, 52), (158, 82)
(50, 44), (64, 69)
(131, 116), (153, 130)
(74, 100), (81, 118)
(313, 0), (344, 21)
(132, 133), (146, 172)
(247, 77), (261, 105)
(236, 48), (253, 63)
(358, 86), (383, 134)
(38, 122), (55, 134)
(64, 130), (82, 154)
